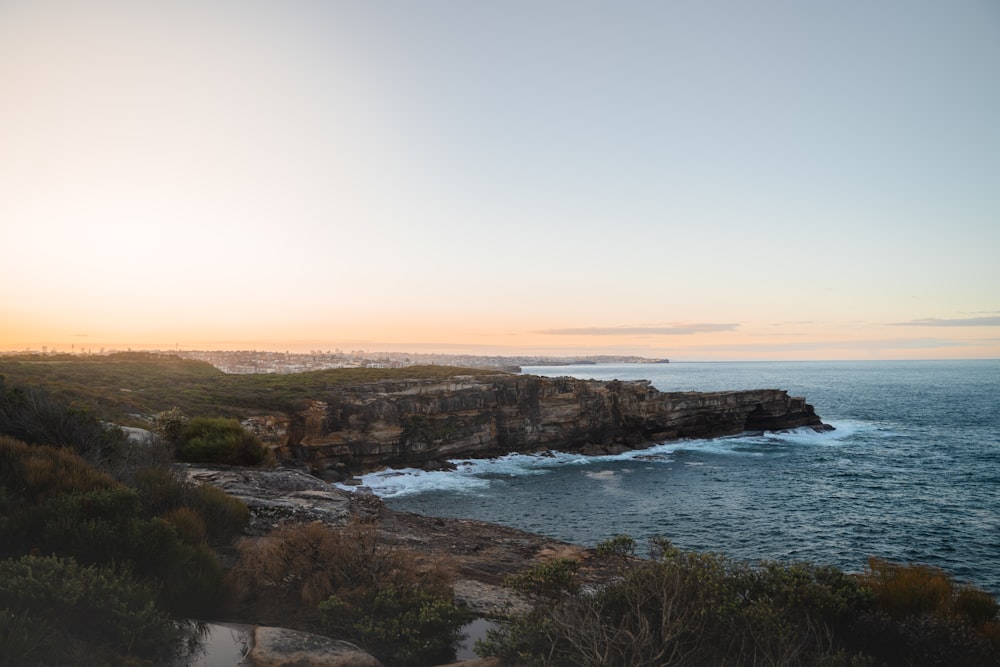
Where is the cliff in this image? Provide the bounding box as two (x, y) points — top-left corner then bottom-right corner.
(243, 374), (829, 478)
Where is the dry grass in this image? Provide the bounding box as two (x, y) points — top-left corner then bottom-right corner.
(862, 556), (999, 631)
(227, 520), (454, 608)
(0, 435), (117, 503)
(163, 506), (207, 546)
(862, 557), (954, 620)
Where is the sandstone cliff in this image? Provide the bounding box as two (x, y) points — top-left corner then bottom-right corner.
(243, 374), (828, 478)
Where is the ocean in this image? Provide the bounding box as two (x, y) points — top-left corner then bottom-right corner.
(355, 360), (1000, 595)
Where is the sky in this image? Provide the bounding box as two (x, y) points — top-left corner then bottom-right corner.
(2, 0), (999, 361)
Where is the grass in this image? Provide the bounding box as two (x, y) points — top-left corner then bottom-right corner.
(0, 352), (505, 424)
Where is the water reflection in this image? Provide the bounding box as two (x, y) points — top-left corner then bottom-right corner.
(456, 617), (497, 660)
(161, 621), (253, 667)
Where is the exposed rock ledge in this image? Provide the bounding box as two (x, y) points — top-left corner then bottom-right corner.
(242, 374), (830, 478)
(176, 465), (607, 613)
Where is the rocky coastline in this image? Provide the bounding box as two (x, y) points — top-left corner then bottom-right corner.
(242, 373), (830, 480)
(177, 463), (594, 666)
(180, 377), (831, 664)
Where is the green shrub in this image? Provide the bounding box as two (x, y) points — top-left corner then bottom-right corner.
(506, 558), (581, 601)
(321, 583), (466, 667)
(154, 407), (189, 446)
(596, 534), (637, 564)
(484, 542), (1000, 667)
(8, 487), (141, 560)
(190, 482), (250, 542)
(176, 417), (269, 466)
(8, 486), (224, 616)
(131, 465), (249, 543)
(0, 555), (177, 666)
(152, 537), (225, 616)
(0, 609), (48, 667)
(130, 464), (187, 514)
(483, 540), (882, 667)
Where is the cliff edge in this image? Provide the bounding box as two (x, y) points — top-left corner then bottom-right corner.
(244, 374), (830, 478)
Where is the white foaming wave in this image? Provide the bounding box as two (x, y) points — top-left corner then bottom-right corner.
(812, 419), (894, 441)
(605, 421), (865, 458)
(341, 466), (493, 498)
(342, 420), (878, 498)
(345, 453), (565, 498)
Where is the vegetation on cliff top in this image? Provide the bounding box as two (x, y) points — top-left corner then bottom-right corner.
(0, 352), (503, 424)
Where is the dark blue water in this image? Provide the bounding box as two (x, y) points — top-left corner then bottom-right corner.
(360, 360), (1000, 594)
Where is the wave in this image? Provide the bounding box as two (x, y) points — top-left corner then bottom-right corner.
(340, 419), (878, 499)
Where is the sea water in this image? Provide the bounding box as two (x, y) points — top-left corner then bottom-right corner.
(356, 360), (1000, 594)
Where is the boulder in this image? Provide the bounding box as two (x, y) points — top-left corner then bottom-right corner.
(248, 626), (381, 667)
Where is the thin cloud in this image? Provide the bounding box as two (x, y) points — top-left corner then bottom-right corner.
(676, 338), (972, 353)
(891, 316), (1000, 327)
(539, 323), (739, 336)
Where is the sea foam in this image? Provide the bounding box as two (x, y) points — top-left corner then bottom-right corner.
(342, 420), (857, 499)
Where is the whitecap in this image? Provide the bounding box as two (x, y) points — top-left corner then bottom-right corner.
(340, 419), (878, 499)
(338, 467), (491, 498)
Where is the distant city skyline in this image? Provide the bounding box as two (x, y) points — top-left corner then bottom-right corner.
(2, 1), (998, 361)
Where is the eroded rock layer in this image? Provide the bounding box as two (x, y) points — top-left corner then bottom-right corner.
(244, 374), (828, 477)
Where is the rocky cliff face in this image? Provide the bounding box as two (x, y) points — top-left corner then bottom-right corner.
(243, 374), (828, 478)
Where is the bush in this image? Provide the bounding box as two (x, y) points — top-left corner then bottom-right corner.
(230, 521), (465, 666)
(955, 586), (1000, 628)
(0, 555), (177, 666)
(596, 533), (637, 562)
(176, 417), (269, 466)
(154, 407), (189, 446)
(862, 558), (999, 627)
(0, 609), (48, 667)
(862, 558), (954, 620)
(482, 539), (880, 667)
(6, 485), (224, 616)
(0, 379), (129, 468)
(321, 583), (466, 667)
(190, 482), (250, 542)
(163, 506), (207, 545)
(506, 558), (581, 601)
(0, 440), (240, 617)
(0, 435), (116, 507)
(854, 557), (1000, 666)
(229, 521), (430, 606)
(483, 541), (1000, 667)
(131, 465), (249, 543)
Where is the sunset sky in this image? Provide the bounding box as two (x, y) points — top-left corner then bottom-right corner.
(2, 1), (998, 360)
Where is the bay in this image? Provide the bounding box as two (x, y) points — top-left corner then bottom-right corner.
(363, 360), (1000, 594)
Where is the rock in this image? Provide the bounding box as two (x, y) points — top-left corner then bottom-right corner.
(453, 579), (531, 616)
(173, 464), (382, 533)
(248, 626), (382, 667)
(422, 459), (458, 471)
